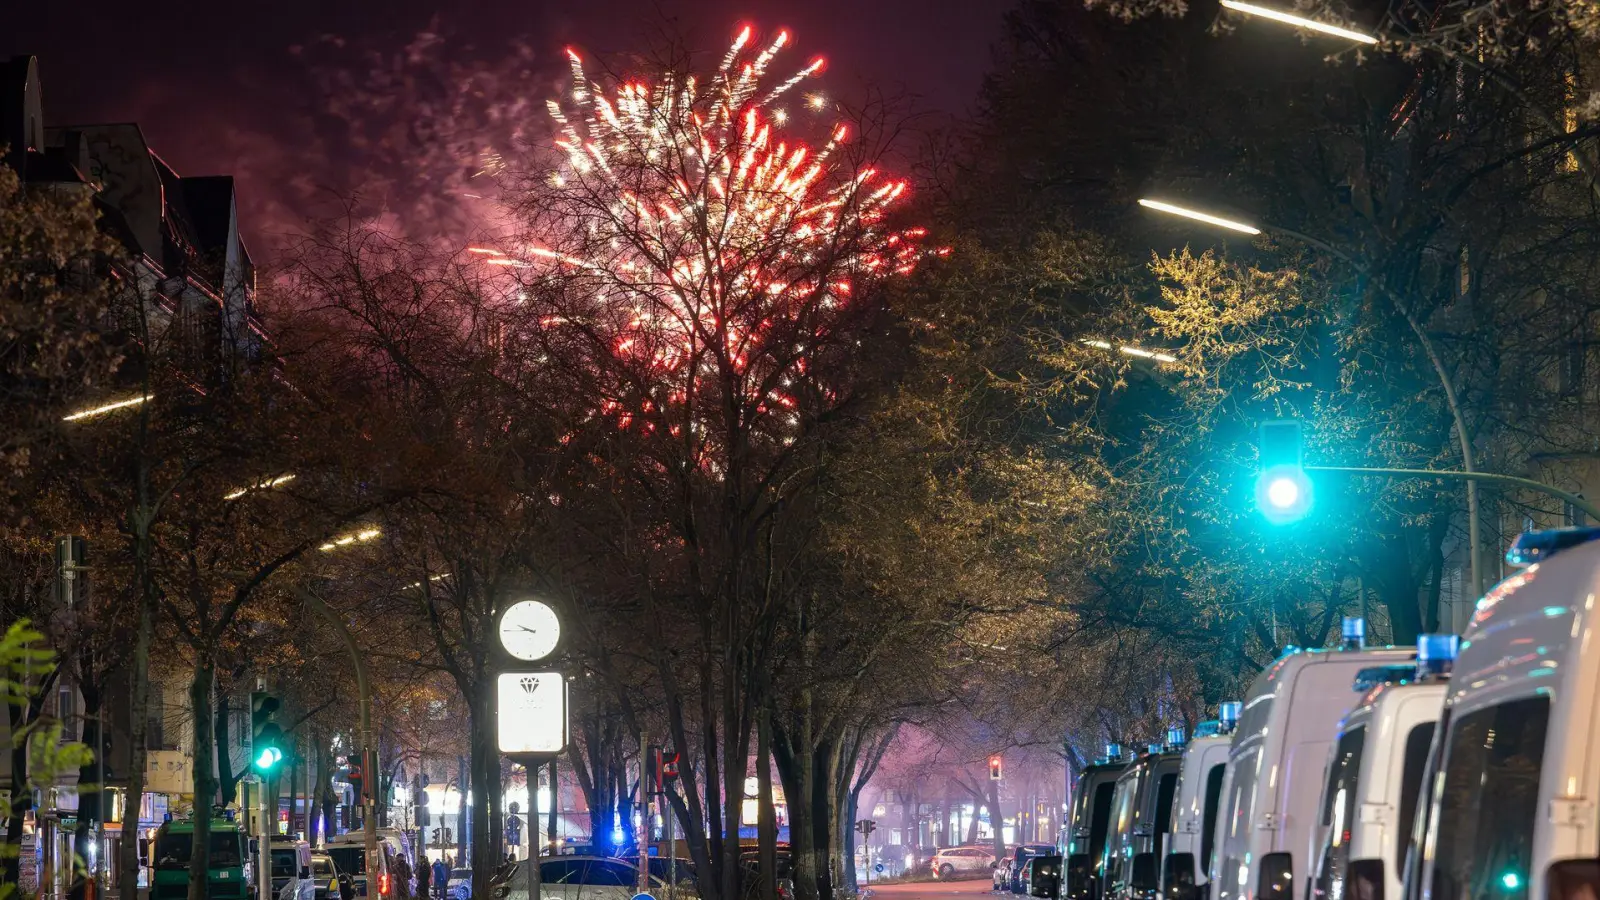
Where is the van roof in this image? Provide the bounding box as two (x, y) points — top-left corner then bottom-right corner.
(1451, 537), (1600, 715)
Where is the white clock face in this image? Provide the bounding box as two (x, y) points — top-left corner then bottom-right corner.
(499, 600), (561, 662)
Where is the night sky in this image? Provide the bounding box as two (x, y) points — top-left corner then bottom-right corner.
(3, 0), (1005, 253)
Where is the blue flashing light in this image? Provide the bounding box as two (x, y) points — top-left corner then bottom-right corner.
(1507, 526), (1600, 567)
(1194, 720), (1222, 738)
(1353, 664), (1415, 692)
(1342, 616), (1365, 643)
(1417, 634), (1459, 678)
(1165, 726), (1186, 748)
(163, 812), (173, 824)
(1218, 701), (1242, 730)
(1255, 465), (1314, 525)
(222, 810), (235, 823)
(1105, 742), (1122, 761)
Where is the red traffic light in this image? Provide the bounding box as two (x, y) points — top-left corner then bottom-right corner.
(988, 755), (1003, 780)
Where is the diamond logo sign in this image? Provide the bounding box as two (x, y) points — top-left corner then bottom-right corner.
(497, 672), (568, 755)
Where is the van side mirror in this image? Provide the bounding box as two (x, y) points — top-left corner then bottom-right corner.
(1257, 853), (1294, 900)
(1163, 853), (1197, 900)
(1131, 854), (1159, 894)
(1547, 860), (1600, 900)
(302, 867), (313, 880)
(250, 839), (260, 854)
(1347, 859), (1384, 900)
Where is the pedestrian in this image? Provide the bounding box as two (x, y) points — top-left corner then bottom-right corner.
(417, 854), (432, 900)
(394, 853), (414, 900)
(432, 856), (451, 900)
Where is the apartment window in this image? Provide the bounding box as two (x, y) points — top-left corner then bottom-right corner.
(58, 685), (78, 741)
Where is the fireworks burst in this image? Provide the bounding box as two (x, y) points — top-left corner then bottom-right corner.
(493, 25), (932, 455)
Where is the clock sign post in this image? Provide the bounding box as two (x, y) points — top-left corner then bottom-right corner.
(495, 598), (568, 900)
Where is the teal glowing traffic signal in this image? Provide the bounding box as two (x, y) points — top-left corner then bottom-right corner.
(1256, 420), (1313, 524)
(251, 690), (285, 775)
(253, 723), (285, 774)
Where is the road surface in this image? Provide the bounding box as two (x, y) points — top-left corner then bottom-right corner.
(868, 876), (996, 900)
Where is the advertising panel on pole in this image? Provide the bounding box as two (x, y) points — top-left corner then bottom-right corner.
(496, 672), (569, 755)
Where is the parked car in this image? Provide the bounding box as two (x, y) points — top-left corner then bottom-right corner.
(1009, 845), (1056, 894)
(539, 855), (678, 900)
(310, 854), (344, 900)
(447, 867), (472, 900)
(995, 858), (1016, 892)
(933, 846), (996, 879)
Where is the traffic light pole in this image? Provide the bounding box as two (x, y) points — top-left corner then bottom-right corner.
(257, 776), (271, 900)
(1307, 466), (1600, 532)
(290, 587), (377, 890)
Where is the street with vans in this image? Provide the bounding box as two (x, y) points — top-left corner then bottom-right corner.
(1049, 526), (1600, 900)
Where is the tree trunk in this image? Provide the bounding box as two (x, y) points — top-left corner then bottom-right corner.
(469, 687), (495, 900)
(311, 731), (327, 846)
(118, 543), (155, 896)
(217, 697), (238, 806)
(546, 757), (558, 851)
(70, 674), (103, 900)
(989, 780), (1005, 860)
(757, 708), (778, 900)
(187, 660), (218, 900)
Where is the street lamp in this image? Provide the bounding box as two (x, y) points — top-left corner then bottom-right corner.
(1217, 1), (1377, 44)
(1140, 197), (1486, 596)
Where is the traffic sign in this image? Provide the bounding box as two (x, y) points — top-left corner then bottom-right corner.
(497, 672), (569, 755)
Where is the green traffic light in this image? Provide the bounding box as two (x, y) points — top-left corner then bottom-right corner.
(254, 746), (284, 771)
(1500, 872), (1521, 891)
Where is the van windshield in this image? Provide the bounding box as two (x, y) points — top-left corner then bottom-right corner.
(1312, 727), (1366, 900)
(1427, 697), (1548, 900)
(272, 848), (299, 877)
(327, 848), (367, 876)
(154, 832), (244, 870)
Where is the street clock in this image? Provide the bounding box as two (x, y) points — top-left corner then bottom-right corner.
(497, 598), (562, 662)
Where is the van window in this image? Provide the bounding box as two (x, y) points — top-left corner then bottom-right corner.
(1089, 782), (1117, 873)
(1201, 763), (1225, 879)
(271, 848), (300, 878)
(1428, 698), (1549, 900)
(1396, 722), (1436, 865)
(1217, 746), (1261, 900)
(1312, 727), (1366, 900)
(1153, 773), (1179, 857)
(1104, 775), (1141, 885)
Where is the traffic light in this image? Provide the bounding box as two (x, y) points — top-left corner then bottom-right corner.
(251, 691), (284, 775)
(988, 755), (1003, 781)
(347, 758), (365, 800)
(1256, 419), (1313, 525)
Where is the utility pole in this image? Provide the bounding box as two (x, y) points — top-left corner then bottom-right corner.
(637, 731), (650, 894)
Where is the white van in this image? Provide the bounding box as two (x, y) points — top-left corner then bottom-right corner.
(1308, 636), (1454, 900)
(1162, 706), (1240, 900)
(268, 837), (317, 900)
(1408, 528), (1600, 900)
(325, 834), (396, 899)
(1213, 620), (1411, 900)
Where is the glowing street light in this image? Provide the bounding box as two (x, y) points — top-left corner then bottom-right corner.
(319, 528), (382, 552)
(1080, 338), (1177, 364)
(1137, 199), (1261, 235)
(224, 474), (296, 501)
(1218, 1), (1378, 44)
(62, 395), (151, 422)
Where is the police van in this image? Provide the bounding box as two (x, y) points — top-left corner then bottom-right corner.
(1099, 733), (1186, 900)
(1408, 528), (1600, 900)
(1066, 749), (1130, 900)
(1308, 635), (1454, 900)
(1161, 704), (1240, 900)
(1213, 620), (1411, 900)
